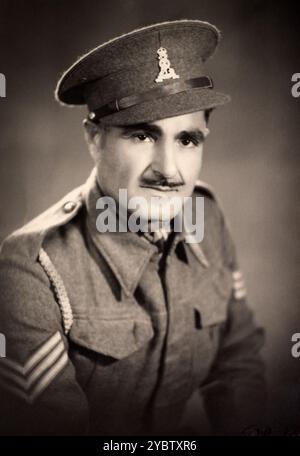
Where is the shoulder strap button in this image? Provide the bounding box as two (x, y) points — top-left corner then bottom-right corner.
(63, 201), (77, 213)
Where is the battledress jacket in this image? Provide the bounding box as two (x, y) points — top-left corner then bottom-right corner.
(0, 168), (266, 435)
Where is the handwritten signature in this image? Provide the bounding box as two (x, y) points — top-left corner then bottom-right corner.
(242, 426), (300, 436)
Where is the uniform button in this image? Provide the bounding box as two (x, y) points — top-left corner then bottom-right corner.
(63, 201), (77, 213)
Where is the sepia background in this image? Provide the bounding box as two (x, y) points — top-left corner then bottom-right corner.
(0, 0), (299, 433)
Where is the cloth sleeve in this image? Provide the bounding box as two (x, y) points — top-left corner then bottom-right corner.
(0, 252), (90, 435)
(201, 213), (267, 435)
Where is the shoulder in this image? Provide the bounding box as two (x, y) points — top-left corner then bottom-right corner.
(193, 178), (225, 228)
(191, 179), (237, 268)
(194, 179), (216, 200)
(0, 183), (86, 262)
(0, 183), (88, 337)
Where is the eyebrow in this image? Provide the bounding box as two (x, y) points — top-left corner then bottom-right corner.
(177, 130), (205, 142)
(118, 123), (162, 136)
(118, 123), (206, 140)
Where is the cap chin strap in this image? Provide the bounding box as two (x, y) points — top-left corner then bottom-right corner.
(88, 75), (213, 121)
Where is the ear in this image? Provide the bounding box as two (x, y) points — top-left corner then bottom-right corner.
(83, 118), (103, 162)
(204, 127), (210, 138)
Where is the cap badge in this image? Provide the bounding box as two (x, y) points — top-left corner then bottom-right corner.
(155, 47), (180, 83)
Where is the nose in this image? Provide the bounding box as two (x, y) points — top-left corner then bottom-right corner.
(151, 139), (178, 178)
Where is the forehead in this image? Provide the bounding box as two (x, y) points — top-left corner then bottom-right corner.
(149, 110), (206, 130)
(109, 110), (206, 134)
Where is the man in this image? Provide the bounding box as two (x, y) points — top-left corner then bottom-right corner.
(0, 20), (266, 435)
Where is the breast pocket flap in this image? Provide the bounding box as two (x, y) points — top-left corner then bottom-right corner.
(69, 317), (154, 360)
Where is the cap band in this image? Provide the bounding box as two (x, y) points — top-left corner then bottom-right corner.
(89, 76), (213, 121)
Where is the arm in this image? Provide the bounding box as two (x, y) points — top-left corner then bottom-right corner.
(0, 252), (89, 435)
(201, 214), (267, 435)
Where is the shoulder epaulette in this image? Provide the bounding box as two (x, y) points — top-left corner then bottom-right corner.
(1, 184), (85, 261)
(194, 179), (217, 200)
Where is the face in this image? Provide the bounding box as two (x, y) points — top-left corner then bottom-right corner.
(85, 111), (209, 224)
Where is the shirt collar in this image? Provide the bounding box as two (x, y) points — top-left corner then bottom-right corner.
(82, 168), (209, 296)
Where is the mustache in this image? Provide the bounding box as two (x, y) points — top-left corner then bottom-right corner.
(140, 169), (185, 188)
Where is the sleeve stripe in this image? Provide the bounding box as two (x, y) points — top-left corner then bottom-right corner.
(234, 288), (247, 300)
(233, 280), (245, 291)
(0, 341), (65, 390)
(0, 331), (69, 404)
(0, 331), (62, 375)
(27, 341), (65, 387)
(0, 377), (30, 403)
(232, 270), (247, 298)
(0, 350), (68, 404)
(30, 351), (68, 403)
(25, 331), (62, 372)
(232, 270), (243, 280)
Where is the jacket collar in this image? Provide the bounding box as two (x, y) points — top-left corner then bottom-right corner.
(82, 168), (209, 296)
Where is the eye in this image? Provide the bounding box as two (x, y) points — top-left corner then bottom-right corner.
(178, 135), (201, 148)
(180, 137), (193, 146)
(131, 132), (153, 143)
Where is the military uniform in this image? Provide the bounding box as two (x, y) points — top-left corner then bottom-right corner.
(0, 168), (265, 435)
(0, 19), (266, 435)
